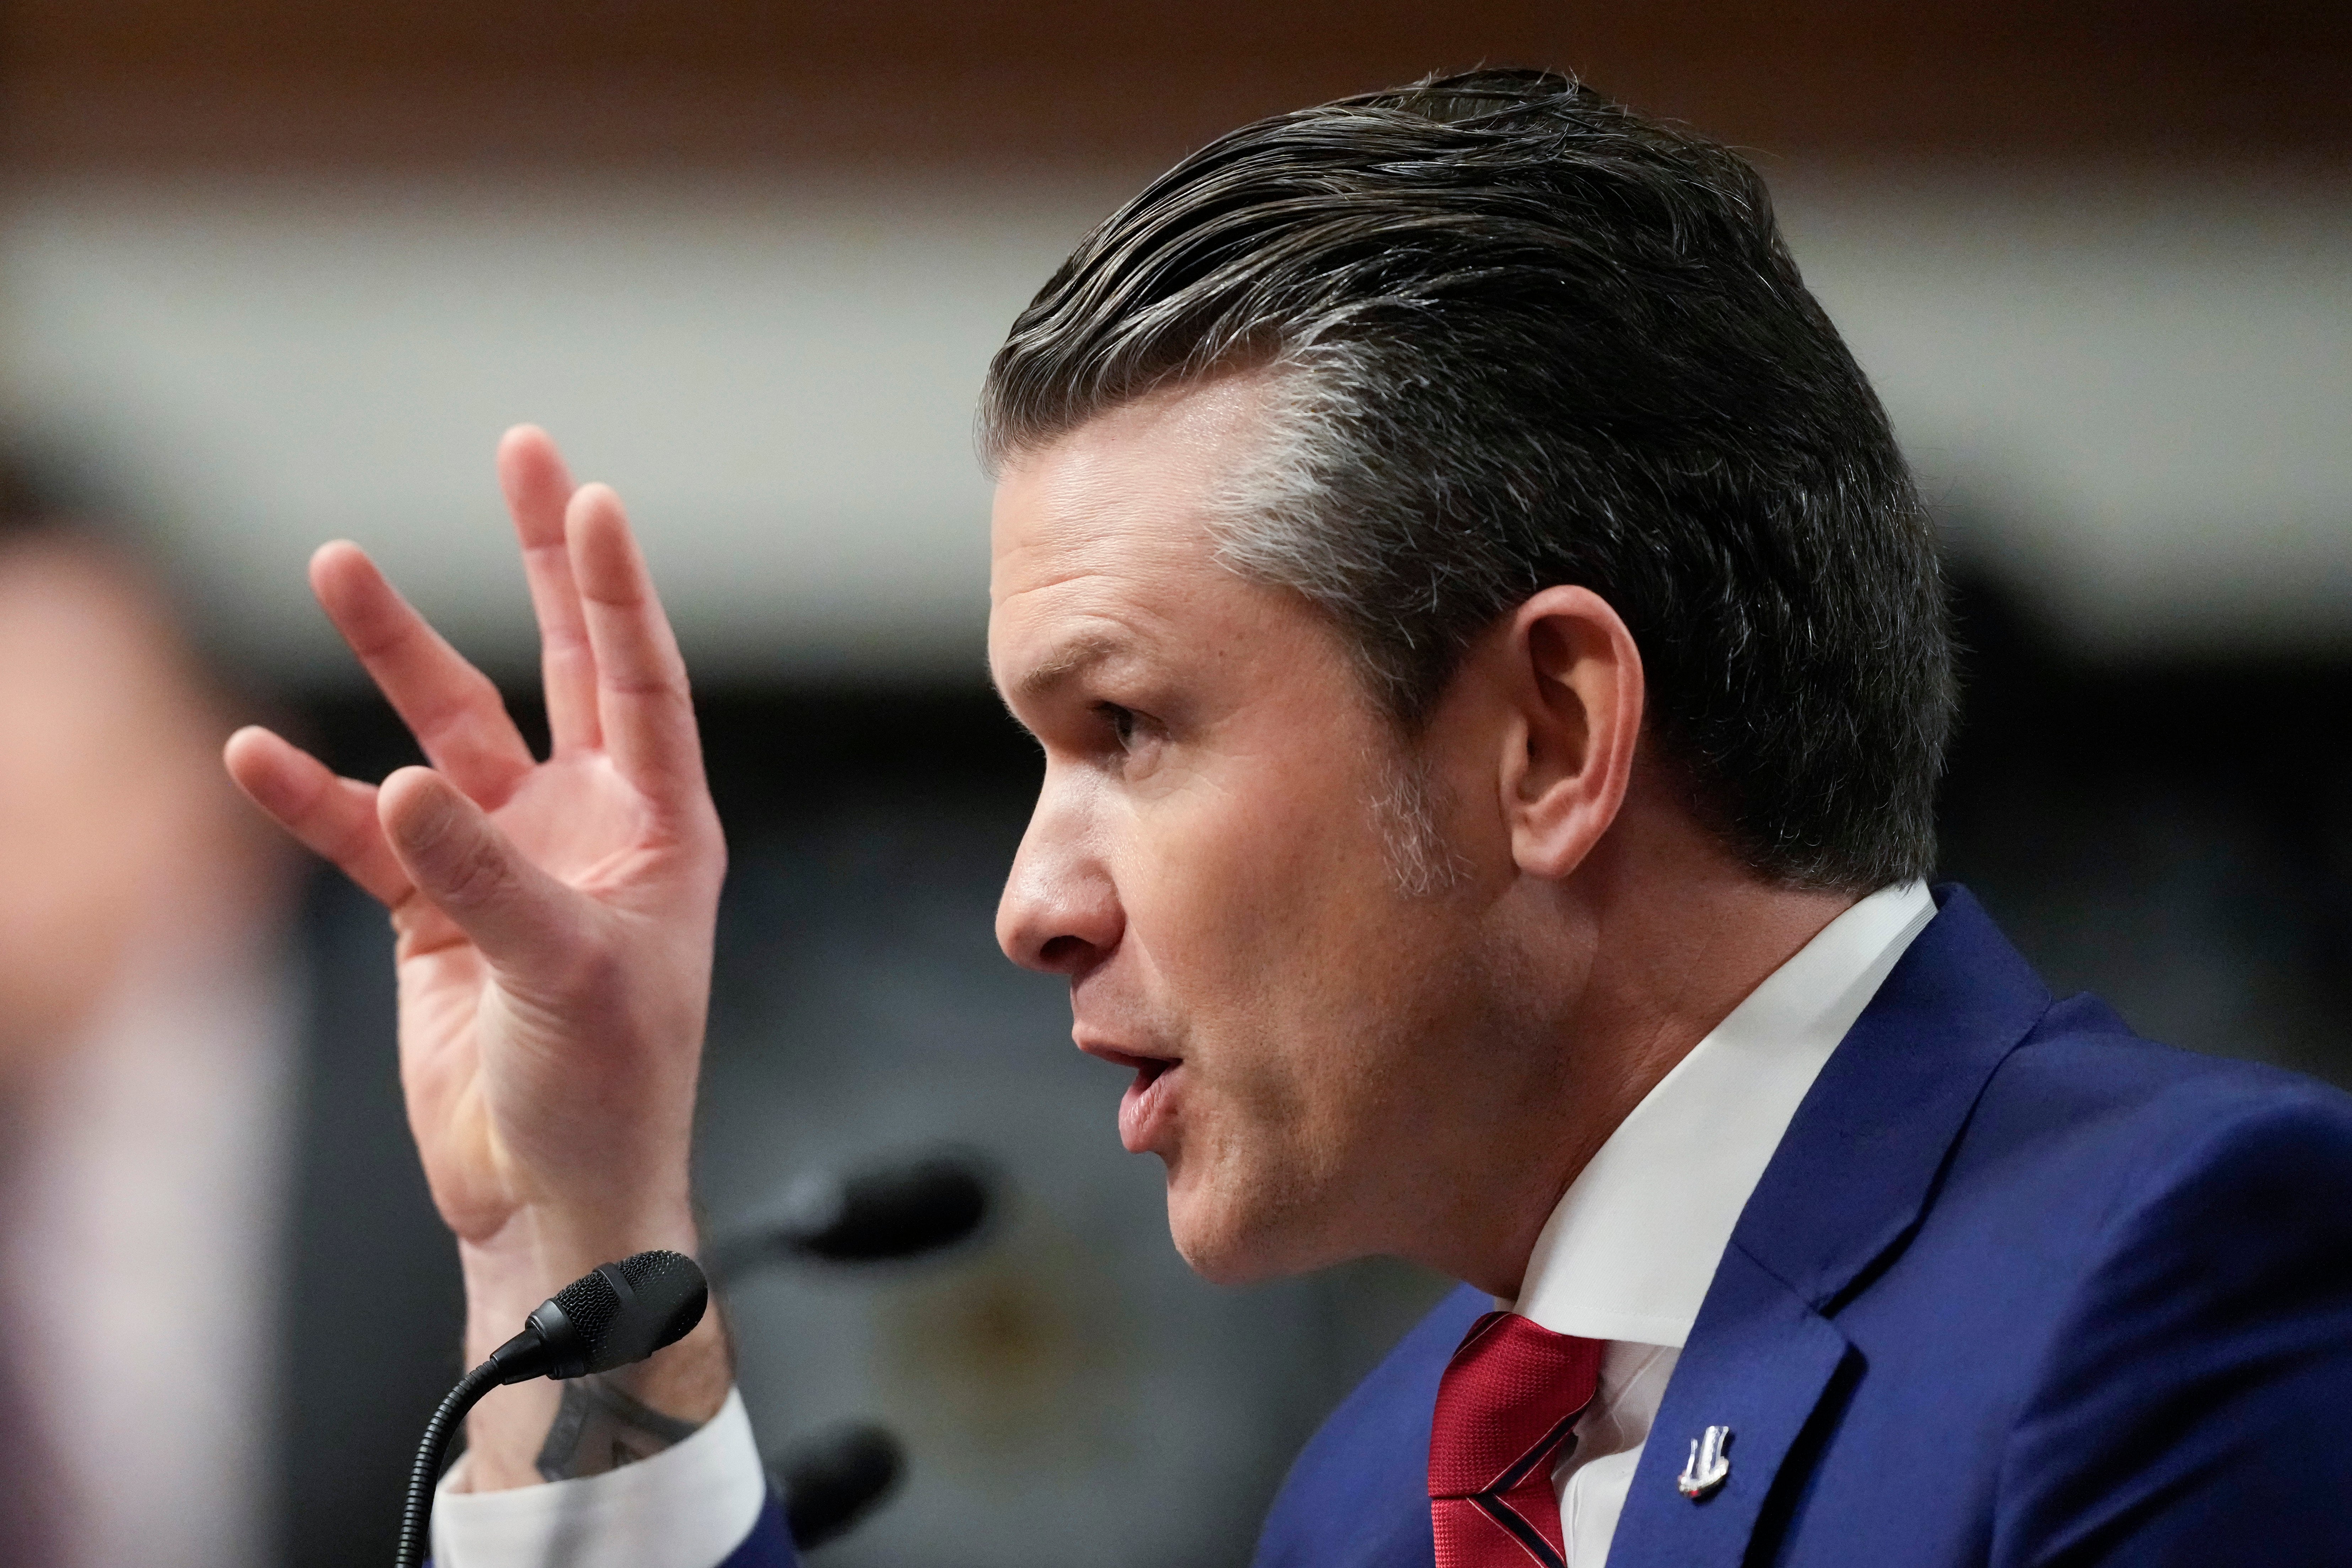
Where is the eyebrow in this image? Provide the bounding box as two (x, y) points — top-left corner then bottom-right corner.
(1004, 633), (1132, 707)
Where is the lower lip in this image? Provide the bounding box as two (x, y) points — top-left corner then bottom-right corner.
(1118, 1062), (1183, 1153)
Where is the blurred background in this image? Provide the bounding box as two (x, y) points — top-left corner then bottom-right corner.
(0, 3), (2344, 1565)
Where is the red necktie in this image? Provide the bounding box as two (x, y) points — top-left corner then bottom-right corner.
(1428, 1311), (1604, 1568)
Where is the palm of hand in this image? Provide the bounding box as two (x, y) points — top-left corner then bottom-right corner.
(397, 751), (716, 1245)
(225, 427), (722, 1261)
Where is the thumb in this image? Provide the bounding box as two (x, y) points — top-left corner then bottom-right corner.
(379, 767), (582, 968)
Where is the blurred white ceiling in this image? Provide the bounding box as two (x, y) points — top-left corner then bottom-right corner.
(2, 167), (2346, 685)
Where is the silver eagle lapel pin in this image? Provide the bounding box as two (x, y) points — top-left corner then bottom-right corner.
(1677, 1424), (1733, 1500)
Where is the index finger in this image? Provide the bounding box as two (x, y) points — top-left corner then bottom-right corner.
(310, 542), (537, 807)
(564, 483), (709, 812)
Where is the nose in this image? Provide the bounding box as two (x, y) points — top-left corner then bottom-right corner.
(996, 775), (1123, 976)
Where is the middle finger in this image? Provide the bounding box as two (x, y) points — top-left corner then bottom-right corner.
(498, 425), (602, 755)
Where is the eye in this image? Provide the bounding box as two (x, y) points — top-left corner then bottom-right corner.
(1095, 702), (1140, 749)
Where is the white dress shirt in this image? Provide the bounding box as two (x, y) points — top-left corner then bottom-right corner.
(435, 881), (1936, 1568)
(433, 1390), (767, 1568)
(1516, 879), (1935, 1563)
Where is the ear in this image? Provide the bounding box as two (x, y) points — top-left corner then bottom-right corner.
(1497, 586), (1644, 880)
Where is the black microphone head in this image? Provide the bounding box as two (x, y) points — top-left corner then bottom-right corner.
(522, 1249), (708, 1380)
(710, 1147), (998, 1279)
(776, 1422), (906, 1550)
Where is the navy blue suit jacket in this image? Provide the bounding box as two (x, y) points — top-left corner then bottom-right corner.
(1253, 886), (2352, 1567)
(723, 886), (2352, 1565)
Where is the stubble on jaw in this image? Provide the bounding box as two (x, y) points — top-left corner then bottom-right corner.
(1369, 743), (1475, 900)
(1168, 827), (1538, 1288)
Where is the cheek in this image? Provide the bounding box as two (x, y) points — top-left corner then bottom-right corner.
(1126, 760), (1448, 1141)
(1125, 758), (1387, 1012)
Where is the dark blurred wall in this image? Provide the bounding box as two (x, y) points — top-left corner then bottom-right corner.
(1940, 577), (2352, 1087)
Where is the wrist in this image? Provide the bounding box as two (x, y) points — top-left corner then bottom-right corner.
(454, 1202), (734, 1493)
(457, 1201), (699, 1360)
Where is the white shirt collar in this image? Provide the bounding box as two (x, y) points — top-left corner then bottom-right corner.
(1510, 880), (1937, 1347)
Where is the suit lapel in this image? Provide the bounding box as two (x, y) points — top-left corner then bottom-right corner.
(1606, 1249), (1853, 1568)
(1608, 887), (2050, 1567)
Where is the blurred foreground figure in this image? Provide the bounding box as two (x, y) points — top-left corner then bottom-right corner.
(0, 518), (296, 1566)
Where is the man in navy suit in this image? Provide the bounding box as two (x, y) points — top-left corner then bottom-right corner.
(226, 70), (2352, 1567)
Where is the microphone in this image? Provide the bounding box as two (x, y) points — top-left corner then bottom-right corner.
(773, 1422), (906, 1549)
(394, 1249), (708, 1568)
(707, 1147), (997, 1279)
(487, 1249), (710, 1382)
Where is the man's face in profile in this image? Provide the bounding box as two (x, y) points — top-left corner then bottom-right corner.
(989, 375), (1552, 1284)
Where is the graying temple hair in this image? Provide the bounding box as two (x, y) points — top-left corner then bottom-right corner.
(1220, 356), (1483, 898)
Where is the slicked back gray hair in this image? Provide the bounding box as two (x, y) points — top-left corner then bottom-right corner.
(980, 69), (1953, 892)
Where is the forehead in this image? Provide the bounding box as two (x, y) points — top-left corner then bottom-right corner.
(988, 375), (1279, 682)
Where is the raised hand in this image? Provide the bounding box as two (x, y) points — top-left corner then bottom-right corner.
(223, 426), (730, 1487)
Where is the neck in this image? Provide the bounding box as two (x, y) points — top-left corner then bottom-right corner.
(1430, 778), (1857, 1298)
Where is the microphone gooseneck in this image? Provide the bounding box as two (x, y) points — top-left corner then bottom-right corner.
(393, 1359), (505, 1568)
(393, 1249), (710, 1568)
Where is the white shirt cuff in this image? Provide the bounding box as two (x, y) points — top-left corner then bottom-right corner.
(431, 1387), (768, 1568)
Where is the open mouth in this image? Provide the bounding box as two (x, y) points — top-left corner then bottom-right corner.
(1091, 1048), (1183, 1153)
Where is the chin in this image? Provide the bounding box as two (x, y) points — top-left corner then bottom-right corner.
(1172, 1227), (1287, 1287)
(1164, 1168), (1349, 1286)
